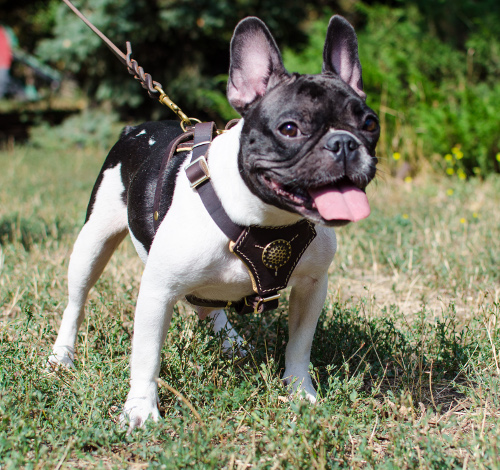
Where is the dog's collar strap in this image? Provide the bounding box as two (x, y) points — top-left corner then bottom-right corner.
(182, 122), (316, 315)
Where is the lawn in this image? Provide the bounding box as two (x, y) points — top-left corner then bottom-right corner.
(0, 136), (499, 469)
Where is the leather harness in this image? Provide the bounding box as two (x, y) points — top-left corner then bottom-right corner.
(152, 122), (317, 315)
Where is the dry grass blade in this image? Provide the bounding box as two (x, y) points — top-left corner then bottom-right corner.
(157, 378), (205, 429)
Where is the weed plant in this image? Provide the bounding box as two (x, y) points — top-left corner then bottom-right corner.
(0, 134), (499, 467)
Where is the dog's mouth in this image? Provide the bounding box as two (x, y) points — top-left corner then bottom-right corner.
(261, 175), (371, 223)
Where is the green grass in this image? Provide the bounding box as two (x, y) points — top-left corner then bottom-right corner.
(0, 139), (499, 469)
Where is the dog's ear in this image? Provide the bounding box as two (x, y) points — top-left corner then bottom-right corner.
(227, 17), (290, 116)
(322, 16), (366, 100)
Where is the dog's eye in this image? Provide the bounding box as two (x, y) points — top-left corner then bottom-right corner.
(363, 117), (378, 132)
(279, 123), (300, 138)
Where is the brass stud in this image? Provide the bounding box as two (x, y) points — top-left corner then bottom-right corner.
(262, 239), (292, 271)
(153, 211), (159, 221)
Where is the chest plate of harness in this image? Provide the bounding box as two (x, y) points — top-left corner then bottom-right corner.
(230, 220), (316, 295)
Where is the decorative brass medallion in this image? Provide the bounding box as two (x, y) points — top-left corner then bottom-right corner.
(262, 239), (292, 272)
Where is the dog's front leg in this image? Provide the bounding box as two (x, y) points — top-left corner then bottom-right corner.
(284, 273), (329, 403)
(121, 270), (178, 431)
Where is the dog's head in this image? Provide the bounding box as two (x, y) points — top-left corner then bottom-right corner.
(227, 16), (379, 227)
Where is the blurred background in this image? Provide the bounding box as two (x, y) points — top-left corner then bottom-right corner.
(1, 0), (499, 178)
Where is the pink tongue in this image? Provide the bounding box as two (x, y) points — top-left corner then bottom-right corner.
(308, 184), (371, 222)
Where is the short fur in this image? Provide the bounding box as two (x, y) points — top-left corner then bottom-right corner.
(49, 15), (379, 431)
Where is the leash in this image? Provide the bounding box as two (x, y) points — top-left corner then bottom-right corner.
(61, 0), (198, 130)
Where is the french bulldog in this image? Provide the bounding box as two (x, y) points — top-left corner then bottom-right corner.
(48, 15), (379, 430)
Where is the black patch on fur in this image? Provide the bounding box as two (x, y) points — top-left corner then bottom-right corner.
(237, 73), (379, 225)
(297, 78), (327, 100)
(127, 147), (189, 253)
(85, 121), (186, 253)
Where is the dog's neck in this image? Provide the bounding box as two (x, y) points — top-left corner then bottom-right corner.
(207, 120), (303, 228)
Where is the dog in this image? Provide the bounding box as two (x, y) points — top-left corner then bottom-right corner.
(48, 15), (379, 431)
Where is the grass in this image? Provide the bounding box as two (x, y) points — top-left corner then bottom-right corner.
(0, 137), (499, 469)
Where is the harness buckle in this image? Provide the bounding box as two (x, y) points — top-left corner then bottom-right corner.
(185, 156), (210, 188)
(244, 293), (281, 314)
(262, 293), (281, 303)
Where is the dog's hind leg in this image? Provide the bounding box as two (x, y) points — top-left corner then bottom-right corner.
(207, 309), (247, 356)
(49, 164), (128, 368)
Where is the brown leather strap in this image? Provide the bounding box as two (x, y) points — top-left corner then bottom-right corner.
(185, 292), (279, 316)
(185, 295), (231, 310)
(191, 122), (216, 160)
(225, 119), (241, 130)
(152, 131), (194, 231)
(185, 123), (245, 242)
(61, 0), (162, 99)
(153, 122), (315, 316)
(231, 220), (317, 294)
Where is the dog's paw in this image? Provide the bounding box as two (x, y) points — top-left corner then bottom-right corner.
(295, 388), (317, 404)
(120, 396), (160, 433)
(283, 370), (317, 404)
(47, 346), (75, 370)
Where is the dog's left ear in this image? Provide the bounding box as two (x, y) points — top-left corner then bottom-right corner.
(322, 16), (366, 100)
(227, 17), (290, 116)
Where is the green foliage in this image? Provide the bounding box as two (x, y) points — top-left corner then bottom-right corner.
(35, 0), (314, 123)
(0, 213), (68, 251)
(283, 3), (500, 175)
(29, 108), (121, 150)
(5, 0), (500, 175)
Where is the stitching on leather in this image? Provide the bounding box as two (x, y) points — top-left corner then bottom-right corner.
(235, 221), (316, 294)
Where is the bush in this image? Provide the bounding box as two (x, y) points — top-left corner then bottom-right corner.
(283, 3), (500, 176)
(29, 108), (120, 150)
(35, 0), (316, 123)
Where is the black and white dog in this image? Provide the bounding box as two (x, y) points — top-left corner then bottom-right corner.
(49, 16), (379, 430)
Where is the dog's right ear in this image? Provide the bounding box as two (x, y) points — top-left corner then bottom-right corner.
(227, 17), (290, 116)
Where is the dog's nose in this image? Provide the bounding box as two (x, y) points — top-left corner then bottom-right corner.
(325, 133), (360, 159)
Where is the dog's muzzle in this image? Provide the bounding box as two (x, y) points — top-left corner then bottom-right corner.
(324, 131), (362, 162)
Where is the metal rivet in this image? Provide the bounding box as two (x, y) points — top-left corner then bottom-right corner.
(262, 239), (292, 271)
(153, 211), (159, 221)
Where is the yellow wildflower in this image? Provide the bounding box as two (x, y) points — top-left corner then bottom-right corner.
(460, 218), (466, 224)
(402, 213), (409, 219)
(446, 168), (454, 175)
(473, 212), (479, 219)
(446, 189), (454, 196)
(393, 152), (401, 161)
(451, 145), (461, 154)
(458, 169), (466, 180)
(496, 153), (500, 162)
(404, 176), (412, 183)
(455, 151), (464, 160)
(445, 154), (453, 162)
